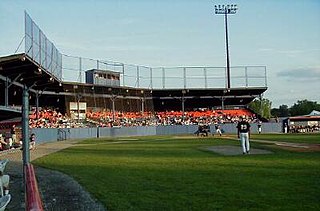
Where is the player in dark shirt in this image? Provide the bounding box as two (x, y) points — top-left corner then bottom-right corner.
(237, 117), (251, 154)
(257, 121), (262, 134)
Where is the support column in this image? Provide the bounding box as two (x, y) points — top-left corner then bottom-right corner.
(22, 86), (30, 166)
(181, 90), (187, 122)
(35, 91), (39, 120)
(221, 96), (225, 111)
(5, 78), (9, 107)
(141, 98), (145, 113)
(112, 97), (115, 121)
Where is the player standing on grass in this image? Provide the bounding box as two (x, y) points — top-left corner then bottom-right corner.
(257, 121), (262, 134)
(237, 116), (251, 154)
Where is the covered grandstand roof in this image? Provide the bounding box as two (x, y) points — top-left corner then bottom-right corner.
(0, 53), (64, 120)
(0, 53), (63, 93)
(288, 110), (320, 122)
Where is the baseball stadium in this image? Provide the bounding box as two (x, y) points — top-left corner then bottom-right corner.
(0, 10), (319, 211)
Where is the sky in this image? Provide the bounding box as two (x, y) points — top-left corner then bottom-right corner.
(0, 0), (319, 108)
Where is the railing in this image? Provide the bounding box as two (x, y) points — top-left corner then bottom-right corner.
(25, 164), (43, 211)
(62, 54), (267, 89)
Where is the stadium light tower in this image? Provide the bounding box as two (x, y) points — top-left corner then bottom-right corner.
(214, 4), (238, 89)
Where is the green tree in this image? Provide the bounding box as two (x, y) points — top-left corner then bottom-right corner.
(248, 97), (272, 119)
(271, 104), (290, 117)
(289, 100), (320, 116)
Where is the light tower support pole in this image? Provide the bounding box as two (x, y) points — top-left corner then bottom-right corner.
(214, 4), (238, 90)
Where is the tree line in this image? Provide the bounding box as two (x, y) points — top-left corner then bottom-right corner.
(248, 99), (320, 119)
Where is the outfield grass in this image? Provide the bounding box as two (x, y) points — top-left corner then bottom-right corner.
(33, 135), (320, 211)
(250, 133), (320, 144)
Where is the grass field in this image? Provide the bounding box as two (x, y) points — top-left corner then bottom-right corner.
(33, 134), (320, 210)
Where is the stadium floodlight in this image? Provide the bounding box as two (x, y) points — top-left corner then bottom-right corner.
(214, 4), (238, 89)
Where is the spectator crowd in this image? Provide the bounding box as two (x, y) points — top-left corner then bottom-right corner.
(288, 124), (320, 133)
(26, 107), (258, 129)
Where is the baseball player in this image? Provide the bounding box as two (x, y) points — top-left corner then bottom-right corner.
(237, 116), (251, 154)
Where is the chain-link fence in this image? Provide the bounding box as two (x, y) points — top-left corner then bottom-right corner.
(25, 11), (62, 80)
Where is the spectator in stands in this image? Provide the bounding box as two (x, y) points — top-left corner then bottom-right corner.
(7, 138), (13, 150)
(237, 116), (251, 154)
(10, 125), (16, 144)
(0, 134), (7, 151)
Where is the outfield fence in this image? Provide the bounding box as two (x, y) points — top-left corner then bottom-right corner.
(32, 123), (282, 143)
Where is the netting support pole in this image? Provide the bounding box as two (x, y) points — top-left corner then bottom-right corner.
(162, 68), (165, 89)
(264, 66), (268, 87)
(122, 64), (125, 87)
(79, 57), (82, 83)
(149, 67), (153, 89)
(245, 67), (248, 87)
(183, 68), (187, 89)
(204, 68), (208, 89)
(136, 66), (140, 88)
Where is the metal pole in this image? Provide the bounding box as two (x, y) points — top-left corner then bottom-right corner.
(77, 95), (80, 123)
(215, 4), (237, 89)
(39, 30), (41, 66)
(162, 68), (165, 89)
(36, 91), (39, 120)
(122, 64), (125, 86)
(141, 98), (145, 113)
(22, 86), (30, 166)
(259, 94), (263, 117)
(137, 66), (140, 88)
(225, 10), (231, 89)
(245, 66), (248, 87)
(221, 97), (225, 111)
(183, 68), (187, 89)
(264, 66), (268, 87)
(5, 78), (9, 107)
(112, 97), (115, 122)
(204, 68), (207, 89)
(79, 57), (82, 83)
(150, 67), (153, 89)
(182, 97), (185, 116)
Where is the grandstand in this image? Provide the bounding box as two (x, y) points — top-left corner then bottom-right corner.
(0, 12), (268, 124)
(0, 11), (268, 121)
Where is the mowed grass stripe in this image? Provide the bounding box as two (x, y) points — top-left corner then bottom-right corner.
(33, 135), (320, 211)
